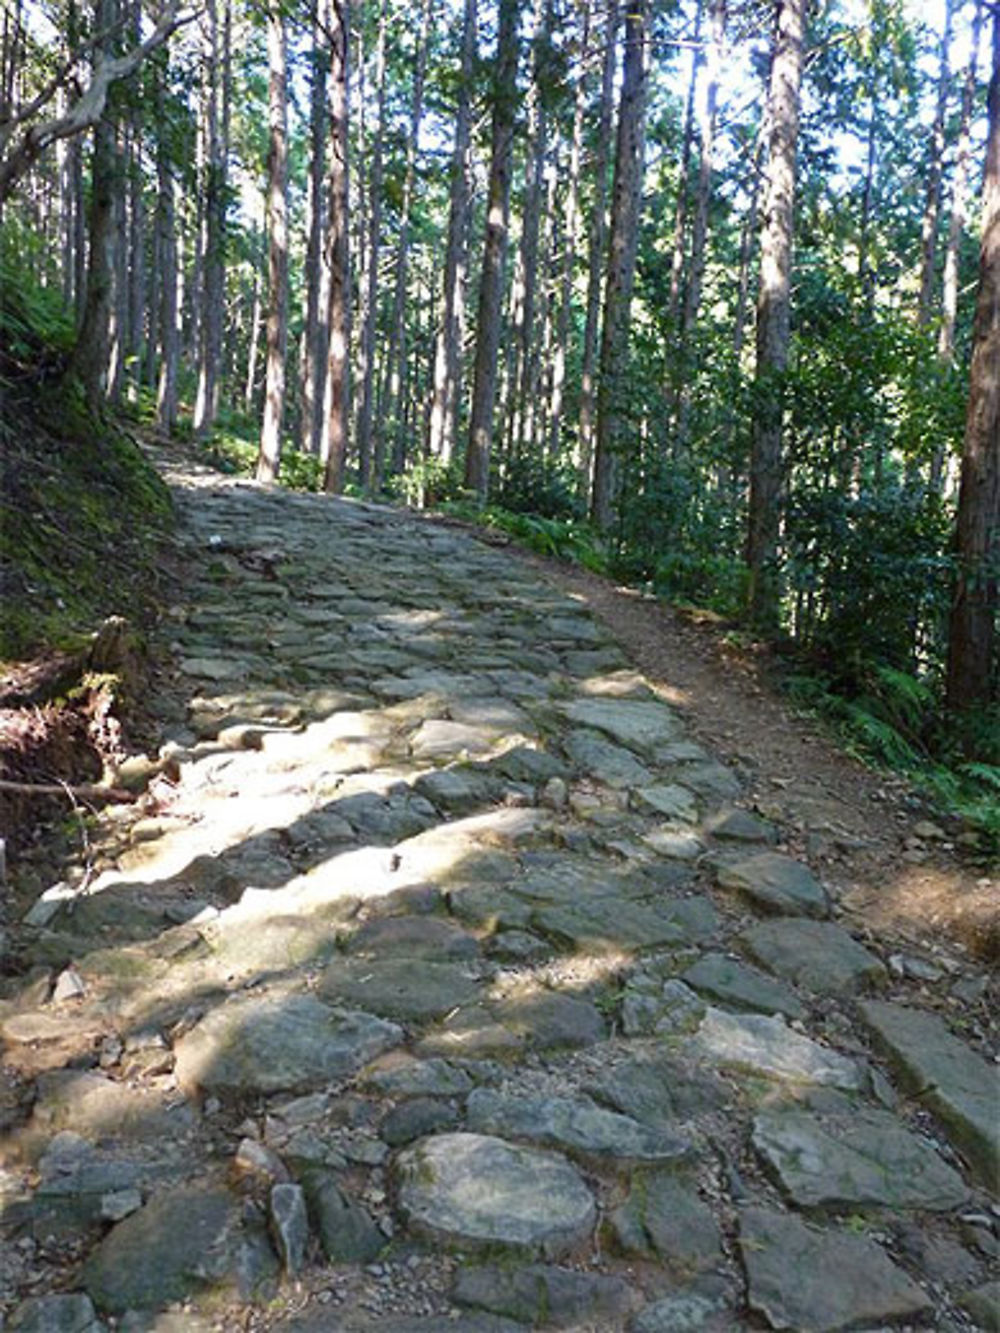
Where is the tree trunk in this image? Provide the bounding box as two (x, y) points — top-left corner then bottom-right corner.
(376, 0), (431, 487)
(745, 0), (806, 626)
(301, 12), (329, 457)
(322, 0), (351, 494)
(465, 0), (521, 501)
(428, 0), (477, 467)
(666, 0), (703, 327)
(577, 0), (618, 496)
(917, 0), (955, 329)
(155, 63), (179, 431)
(356, 0), (387, 487)
(68, 0), (119, 411)
(938, 0), (984, 365)
(945, 5), (1000, 717)
(547, 0), (589, 461)
(257, 5), (288, 483)
(590, 0), (648, 531)
(194, 0), (227, 437)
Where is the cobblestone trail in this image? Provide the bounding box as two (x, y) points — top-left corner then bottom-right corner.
(1, 458), (998, 1332)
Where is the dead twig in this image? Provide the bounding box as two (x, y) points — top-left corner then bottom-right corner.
(0, 778), (136, 802)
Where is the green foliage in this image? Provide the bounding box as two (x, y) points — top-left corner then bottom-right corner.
(389, 456), (469, 508)
(201, 424), (324, 492)
(0, 233), (75, 365)
(478, 508), (608, 572)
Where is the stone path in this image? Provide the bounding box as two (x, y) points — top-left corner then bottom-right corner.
(1, 457), (998, 1333)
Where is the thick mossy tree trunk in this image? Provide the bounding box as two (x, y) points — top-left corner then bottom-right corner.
(745, 0), (806, 627)
(465, 0), (521, 503)
(946, 6), (1000, 720)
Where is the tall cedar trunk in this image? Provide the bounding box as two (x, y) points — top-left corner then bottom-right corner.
(465, 0), (521, 500)
(376, 0), (431, 486)
(590, 0), (647, 530)
(917, 0), (955, 328)
(68, 0), (118, 410)
(667, 0), (703, 329)
(106, 119), (127, 403)
(675, 0), (724, 450)
(125, 2), (144, 395)
(428, 0), (477, 466)
(322, 0), (350, 493)
(939, 0), (984, 365)
(194, 0), (226, 436)
(745, 0), (805, 626)
(301, 14), (329, 457)
(512, 0), (551, 463)
(577, 0), (618, 494)
(155, 62), (179, 430)
(243, 237), (263, 412)
(356, 0), (387, 487)
(257, 6), (288, 482)
(857, 74), (878, 301)
(945, 6), (1000, 717)
(547, 0), (589, 461)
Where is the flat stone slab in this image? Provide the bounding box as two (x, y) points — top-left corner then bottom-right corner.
(492, 988), (606, 1049)
(682, 953), (804, 1018)
(533, 894), (716, 953)
(715, 852), (829, 918)
(84, 1187), (275, 1314)
(633, 784), (699, 822)
(693, 1008), (865, 1091)
(7, 1293), (102, 1332)
(410, 719), (499, 760)
(466, 1089), (690, 1163)
(703, 807), (776, 843)
(559, 698), (683, 756)
(586, 1054), (730, 1128)
(344, 915), (480, 961)
(453, 1263), (632, 1328)
(609, 1171), (723, 1276)
(859, 999), (1000, 1189)
(174, 992), (402, 1095)
(395, 1133), (595, 1258)
(739, 1207), (932, 1331)
(562, 730), (654, 788)
(359, 1054), (474, 1098)
(752, 1108), (969, 1210)
(319, 957), (482, 1022)
(741, 918), (886, 994)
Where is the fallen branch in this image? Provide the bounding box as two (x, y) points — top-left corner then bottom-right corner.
(0, 779), (136, 803)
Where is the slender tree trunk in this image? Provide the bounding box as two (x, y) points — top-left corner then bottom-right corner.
(243, 237), (263, 414)
(511, 0), (551, 463)
(547, 0), (589, 461)
(126, 125), (145, 395)
(918, 0), (955, 329)
(376, 0), (431, 486)
(745, 0), (806, 626)
(194, 0), (227, 437)
(465, 0), (521, 501)
(356, 0), (386, 486)
(155, 64), (179, 430)
(106, 119), (128, 404)
(667, 0), (703, 326)
(577, 0), (618, 494)
(946, 5), (1000, 717)
(68, 0), (119, 410)
(302, 13), (329, 457)
(428, 0), (477, 466)
(939, 0), (984, 365)
(322, 0), (351, 493)
(257, 5), (288, 482)
(675, 0), (724, 450)
(591, 0), (648, 530)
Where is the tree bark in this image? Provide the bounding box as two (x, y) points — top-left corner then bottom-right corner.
(917, 0), (955, 329)
(322, 0), (351, 494)
(428, 0), (477, 467)
(946, 5), (1000, 717)
(745, 0), (806, 626)
(376, 0), (431, 487)
(194, 0), (227, 437)
(155, 60), (179, 430)
(591, 0), (648, 530)
(301, 10), (329, 457)
(356, 0), (387, 486)
(465, 0), (521, 501)
(577, 0), (618, 496)
(257, 5), (288, 483)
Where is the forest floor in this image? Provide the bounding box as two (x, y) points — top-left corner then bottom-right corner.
(0, 442), (997, 1332)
